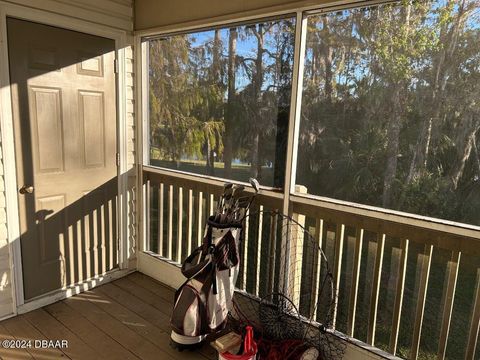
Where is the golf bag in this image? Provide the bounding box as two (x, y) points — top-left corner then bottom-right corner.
(170, 217), (242, 347)
(170, 179), (259, 349)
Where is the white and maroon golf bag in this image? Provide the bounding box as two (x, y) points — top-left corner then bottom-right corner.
(170, 179), (259, 349)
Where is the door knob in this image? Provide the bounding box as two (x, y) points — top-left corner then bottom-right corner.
(19, 185), (34, 194)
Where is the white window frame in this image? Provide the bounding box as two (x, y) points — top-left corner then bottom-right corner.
(136, 0), (480, 258)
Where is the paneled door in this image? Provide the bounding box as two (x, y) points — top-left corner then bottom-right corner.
(7, 18), (118, 300)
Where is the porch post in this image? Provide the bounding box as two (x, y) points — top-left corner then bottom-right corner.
(279, 10), (307, 295)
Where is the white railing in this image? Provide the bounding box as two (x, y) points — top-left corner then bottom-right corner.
(142, 165), (480, 360)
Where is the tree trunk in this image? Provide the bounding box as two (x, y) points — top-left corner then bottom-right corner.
(251, 133), (260, 178)
(209, 148), (215, 176)
(213, 30), (222, 82)
(473, 136), (480, 176)
(206, 137), (213, 175)
(311, 37), (318, 83)
(254, 24), (264, 101)
(449, 115), (479, 190)
(406, 0), (467, 185)
(406, 113), (434, 184)
(383, 4), (410, 208)
(224, 28), (237, 178)
(251, 24), (264, 178)
(322, 17), (333, 102)
(382, 85), (403, 208)
(204, 29), (222, 177)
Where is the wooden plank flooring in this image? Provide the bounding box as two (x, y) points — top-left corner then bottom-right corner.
(0, 272), (217, 360)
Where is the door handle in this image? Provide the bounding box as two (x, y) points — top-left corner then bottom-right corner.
(19, 185), (34, 194)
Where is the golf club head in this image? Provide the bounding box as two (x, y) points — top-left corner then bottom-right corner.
(236, 195), (251, 202)
(249, 178), (260, 193)
(222, 188), (234, 209)
(237, 200), (250, 208)
(224, 186), (234, 197)
(232, 185), (245, 198)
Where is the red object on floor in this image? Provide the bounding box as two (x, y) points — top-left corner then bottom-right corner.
(219, 326), (258, 360)
(257, 338), (308, 360)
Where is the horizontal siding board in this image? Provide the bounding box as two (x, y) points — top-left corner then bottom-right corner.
(126, 100), (134, 114)
(6, 0), (133, 30)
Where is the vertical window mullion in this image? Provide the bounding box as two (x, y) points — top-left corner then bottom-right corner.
(136, 36), (146, 255)
(279, 11), (307, 296)
(142, 40), (150, 166)
(282, 11), (307, 217)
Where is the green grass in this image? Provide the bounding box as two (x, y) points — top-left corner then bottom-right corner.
(150, 153), (276, 186)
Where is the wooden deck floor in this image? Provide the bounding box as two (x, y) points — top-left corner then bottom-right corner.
(0, 272), (217, 360)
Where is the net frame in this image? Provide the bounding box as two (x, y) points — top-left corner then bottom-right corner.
(230, 210), (346, 359)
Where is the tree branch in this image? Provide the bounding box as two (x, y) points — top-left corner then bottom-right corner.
(473, 130), (480, 177)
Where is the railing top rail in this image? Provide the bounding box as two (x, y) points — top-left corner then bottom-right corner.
(143, 165), (284, 207)
(292, 194), (480, 255)
(291, 193), (480, 234)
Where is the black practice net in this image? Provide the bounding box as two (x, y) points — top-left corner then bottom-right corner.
(230, 210), (346, 360)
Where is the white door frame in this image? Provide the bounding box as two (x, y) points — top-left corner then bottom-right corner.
(0, 1), (130, 314)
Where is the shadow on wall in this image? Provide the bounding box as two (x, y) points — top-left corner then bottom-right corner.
(22, 177), (119, 300)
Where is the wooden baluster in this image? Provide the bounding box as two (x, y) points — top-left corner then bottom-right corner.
(145, 180), (150, 251)
(290, 211), (306, 308)
(108, 198), (113, 270)
(267, 211), (278, 295)
(158, 183), (164, 256)
(186, 189), (193, 256)
(176, 187), (183, 263)
(209, 193), (214, 216)
(389, 238), (409, 355)
(347, 228), (364, 337)
(312, 218), (324, 319)
(367, 233), (386, 345)
(437, 251), (461, 359)
(197, 191), (203, 247)
(332, 223), (345, 330)
(242, 209), (249, 291)
(167, 184), (173, 260)
(255, 206), (264, 297)
(465, 268), (480, 360)
(410, 244), (433, 359)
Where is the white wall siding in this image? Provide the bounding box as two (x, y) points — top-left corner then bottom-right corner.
(0, 133), (14, 318)
(125, 39), (138, 268)
(5, 0), (133, 31)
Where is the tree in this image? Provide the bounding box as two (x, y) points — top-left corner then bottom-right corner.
(296, 0), (480, 226)
(224, 27), (237, 178)
(405, 0), (476, 185)
(149, 36), (204, 164)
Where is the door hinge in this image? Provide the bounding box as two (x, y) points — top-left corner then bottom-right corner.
(116, 152), (120, 167)
(114, 59), (119, 74)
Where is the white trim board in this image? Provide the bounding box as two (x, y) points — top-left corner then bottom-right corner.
(16, 268), (134, 316)
(137, 251), (184, 290)
(0, 0), (131, 313)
